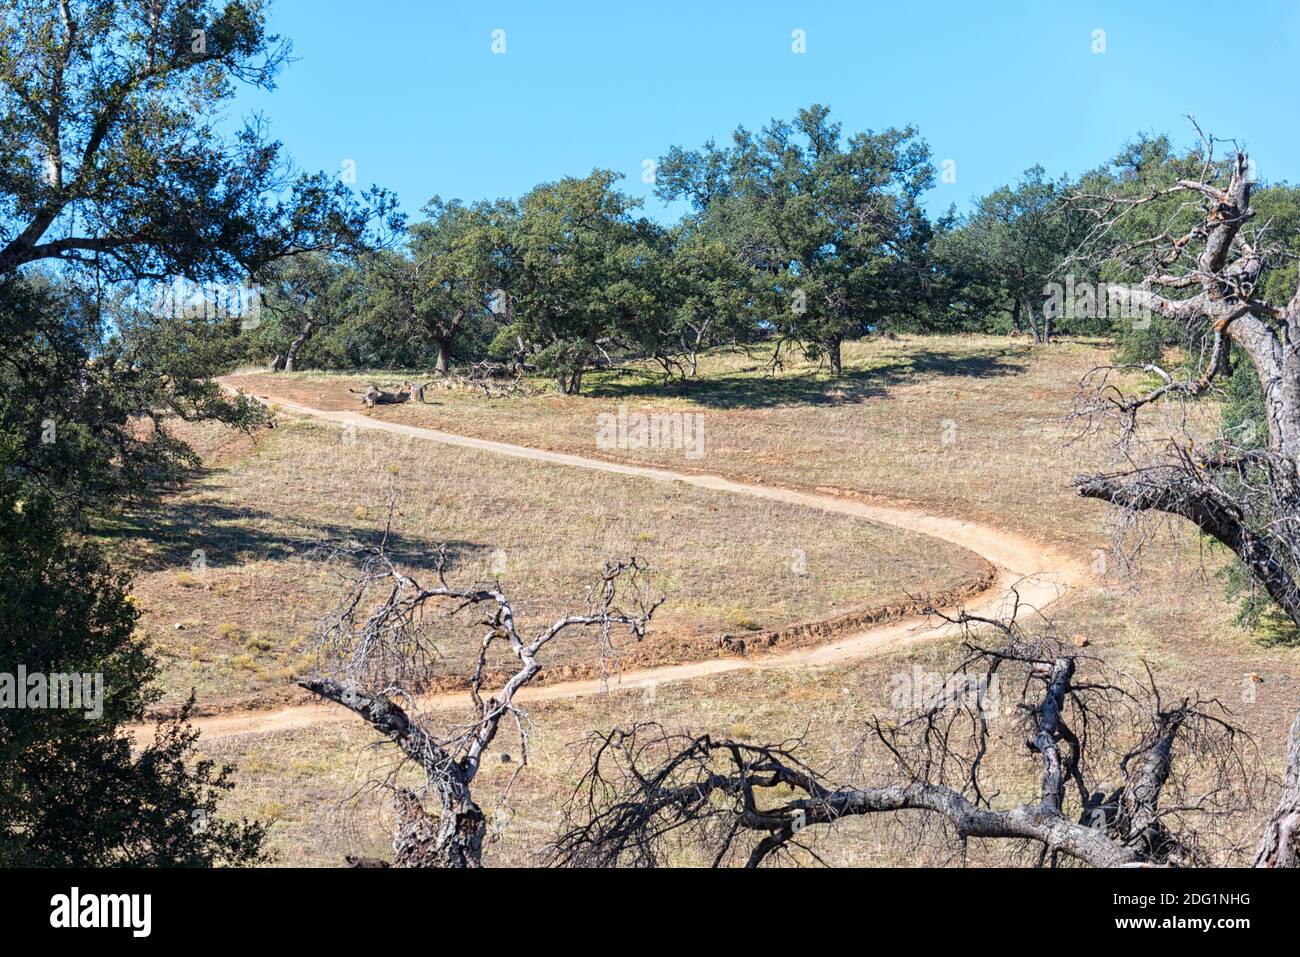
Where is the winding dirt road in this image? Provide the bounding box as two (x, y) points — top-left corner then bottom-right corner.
(181, 386), (1085, 741)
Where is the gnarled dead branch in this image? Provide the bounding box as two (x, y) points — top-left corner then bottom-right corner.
(1065, 122), (1300, 865)
(548, 607), (1258, 868)
(301, 508), (662, 867)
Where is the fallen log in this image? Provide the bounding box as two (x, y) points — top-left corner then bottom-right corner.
(350, 382), (417, 408)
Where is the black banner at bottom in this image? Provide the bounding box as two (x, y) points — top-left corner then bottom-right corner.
(0, 865), (1281, 943)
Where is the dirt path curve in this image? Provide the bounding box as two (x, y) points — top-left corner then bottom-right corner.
(181, 384), (1086, 741)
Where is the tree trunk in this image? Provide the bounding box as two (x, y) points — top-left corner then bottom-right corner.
(558, 368), (583, 395)
(391, 789), (485, 868)
(283, 319), (314, 373)
(1021, 295), (1043, 344)
(430, 310), (466, 376)
(552, 366), (584, 395)
(1010, 297), (1023, 335)
(1256, 711), (1300, 867)
(1076, 475), (1300, 628)
(684, 320), (709, 377)
(434, 337), (451, 375)
(300, 679), (488, 868)
(828, 336), (843, 376)
(1069, 152), (1300, 870)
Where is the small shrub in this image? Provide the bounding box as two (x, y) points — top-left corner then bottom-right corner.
(1114, 318), (1166, 367)
(246, 634), (275, 653)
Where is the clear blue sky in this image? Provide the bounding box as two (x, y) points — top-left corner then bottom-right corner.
(233, 0), (1300, 223)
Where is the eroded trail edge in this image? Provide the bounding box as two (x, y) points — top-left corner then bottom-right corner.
(181, 386), (1085, 741)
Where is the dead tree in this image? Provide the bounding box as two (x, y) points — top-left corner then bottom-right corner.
(1068, 137), (1300, 624)
(1064, 121), (1300, 867)
(548, 606), (1259, 868)
(424, 361), (531, 398)
(302, 521), (662, 867)
(1255, 712), (1300, 867)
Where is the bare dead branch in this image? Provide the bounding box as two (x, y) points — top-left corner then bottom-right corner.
(301, 502), (663, 867)
(548, 610), (1259, 868)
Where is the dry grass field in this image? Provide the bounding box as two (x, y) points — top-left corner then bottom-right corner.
(227, 334), (1121, 551)
(121, 410), (989, 713)
(132, 334), (1300, 866)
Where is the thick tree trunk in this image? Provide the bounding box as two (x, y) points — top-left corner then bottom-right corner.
(1277, 339), (1300, 461)
(300, 679), (487, 867)
(556, 368), (584, 395)
(1256, 711), (1300, 867)
(434, 337), (451, 375)
(1077, 475), (1300, 628)
(391, 789), (485, 868)
(1011, 297), (1023, 335)
(828, 336), (843, 376)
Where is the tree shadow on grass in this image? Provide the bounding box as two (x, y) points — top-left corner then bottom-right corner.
(583, 344), (1028, 409)
(101, 496), (492, 577)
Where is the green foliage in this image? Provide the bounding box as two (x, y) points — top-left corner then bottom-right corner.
(944, 166), (1085, 341)
(1220, 352), (1268, 451)
(248, 251), (362, 371)
(0, 270), (269, 868)
(646, 230), (760, 376)
(658, 105), (934, 372)
(1114, 317), (1168, 367)
(381, 196), (512, 372)
(509, 170), (661, 393)
(486, 323), (524, 363)
(2, 275), (265, 525)
(0, 0), (426, 865)
(1249, 183), (1300, 307)
(1209, 355), (1298, 642)
(0, 0), (399, 281)
(0, 478), (268, 865)
(0, 279), (269, 865)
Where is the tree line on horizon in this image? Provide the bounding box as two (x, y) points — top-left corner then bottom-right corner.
(230, 107), (1300, 392)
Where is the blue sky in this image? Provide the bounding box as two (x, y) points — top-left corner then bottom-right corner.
(233, 0), (1300, 224)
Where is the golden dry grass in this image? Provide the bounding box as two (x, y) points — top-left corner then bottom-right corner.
(228, 335), (1129, 551)
(165, 335), (1300, 865)
(123, 413), (987, 711)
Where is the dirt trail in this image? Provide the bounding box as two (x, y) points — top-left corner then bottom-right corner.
(174, 384), (1085, 741)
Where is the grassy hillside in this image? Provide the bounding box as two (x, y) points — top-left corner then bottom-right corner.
(120, 409), (989, 712)
(162, 335), (1300, 865)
